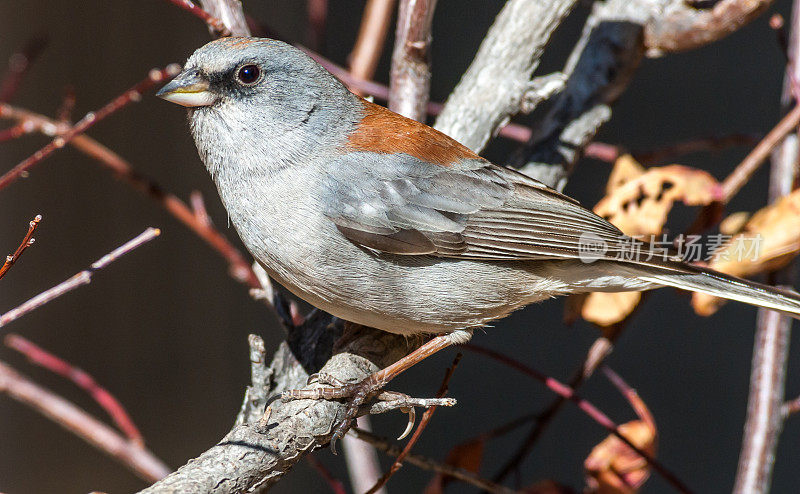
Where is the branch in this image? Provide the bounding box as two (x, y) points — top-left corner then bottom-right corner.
(0, 65), (180, 191)
(351, 428), (516, 494)
(348, 0), (396, 91)
(733, 2), (800, 489)
(198, 0), (250, 37)
(0, 360), (169, 482)
(165, 0), (232, 37)
(5, 334), (143, 445)
(433, 0), (576, 151)
(139, 325), (413, 493)
(0, 215), (41, 281)
(645, 0), (774, 57)
(0, 104), (263, 290)
(388, 0), (437, 121)
(0, 228), (160, 329)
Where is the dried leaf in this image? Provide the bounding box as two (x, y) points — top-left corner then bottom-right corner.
(595, 161), (722, 237)
(692, 189), (800, 316)
(719, 211), (750, 235)
(424, 438), (485, 494)
(581, 292), (642, 328)
(581, 156), (722, 326)
(584, 391), (657, 494)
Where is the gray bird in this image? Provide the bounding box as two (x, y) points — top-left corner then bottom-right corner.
(158, 37), (800, 440)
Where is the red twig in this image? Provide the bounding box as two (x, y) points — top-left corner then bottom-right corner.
(365, 353), (462, 494)
(0, 360), (169, 482)
(305, 454), (347, 494)
(164, 0), (231, 36)
(0, 103), (263, 291)
(0, 121), (37, 143)
(0, 65), (181, 191)
(348, 0), (396, 95)
(0, 36), (48, 103)
(0, 215), (41, 281)
(5, 334), (143, 445)
(720, 103), (800, 202)
(462, 344), (693, 494)
(0, 228), (160, 329)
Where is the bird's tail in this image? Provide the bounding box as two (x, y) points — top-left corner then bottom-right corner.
(634, 262), (800, 320)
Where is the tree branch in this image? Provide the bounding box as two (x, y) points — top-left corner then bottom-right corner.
(388, 0), (437, 121)
(433, 0), (576, 151)
(733, 2), (800, 489)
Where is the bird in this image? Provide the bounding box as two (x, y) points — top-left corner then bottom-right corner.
(157, 36), (800, 442)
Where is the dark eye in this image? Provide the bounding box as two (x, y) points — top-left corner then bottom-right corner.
(236, 64), (261, 85)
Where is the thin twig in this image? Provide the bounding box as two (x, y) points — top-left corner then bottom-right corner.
(0, 360), (170, 482)
(388, 0), (437, 121)
(5, 334), (143, 445)
(720, 104), (800, 202)
(351, 427), (516, 494)
(365, 353), (462, 494)
(348, 0), (396, 95)
(0, 228), (160, 329)
(462, 344), (693, 493)
(0, 215), (41, 281)
(0, 104), (263, 290)
(0, 65), (181, 191)
(0, 36), (48, 103)
(164, 0), (231, 36)
(487, 336), (617, 485)
(733, 2), (800, 488)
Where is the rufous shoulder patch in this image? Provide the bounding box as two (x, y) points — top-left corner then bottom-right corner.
(345, 99), (479, 167)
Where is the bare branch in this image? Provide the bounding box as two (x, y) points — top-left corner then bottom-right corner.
(0, 66), (181, 191)
(645, 0), (774, 57)
(0, 36), (48, 103)
(198, 0), (250, 37)
(164, 0), (232, 37)
(733, 2), (799, 488)
(433, 0), (576, 151)
(0, 228), (160, 329)
(0, 104), (263, 290)
(138, 326), (412, 493)
(351, 428), (516, 494)
(0, 360), (169, 482)
(5, 334), (144, 445)
(388, 0), (437, 121)
(349, 0), (396, 91)
(0, 215), (41, 281)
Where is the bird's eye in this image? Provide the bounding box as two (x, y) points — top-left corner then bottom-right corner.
(236, 64), (261, 85)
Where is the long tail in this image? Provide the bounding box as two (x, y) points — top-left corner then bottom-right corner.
(635, 262), (800, 320)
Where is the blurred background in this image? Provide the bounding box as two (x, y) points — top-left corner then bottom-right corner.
(0, 1), (798, 492)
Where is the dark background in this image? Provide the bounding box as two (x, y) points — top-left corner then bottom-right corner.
(0, 1), (798, 492)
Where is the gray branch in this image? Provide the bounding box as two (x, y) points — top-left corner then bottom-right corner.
(433, 0), (577, 151)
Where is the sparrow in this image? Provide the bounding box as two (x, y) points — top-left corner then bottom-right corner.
(157, 37), (800, 441)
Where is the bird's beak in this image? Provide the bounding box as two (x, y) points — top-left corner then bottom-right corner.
(156, 69), (217, 107)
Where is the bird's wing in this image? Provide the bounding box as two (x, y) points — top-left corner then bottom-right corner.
(321, 151), (643, 262)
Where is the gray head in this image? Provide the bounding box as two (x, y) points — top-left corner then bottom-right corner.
(157, 37), (361, 177)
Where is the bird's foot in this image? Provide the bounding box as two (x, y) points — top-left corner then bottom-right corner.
(282, 372), (455, 452)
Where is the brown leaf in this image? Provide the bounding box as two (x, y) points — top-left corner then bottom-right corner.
(584, 392), (657, 494)
(424, 438), (485, 494)
(594, 160), (722, 237)
(581, 292), (642, 328)
(580, 156), (722, 326)
(692, 189), (800, 316)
